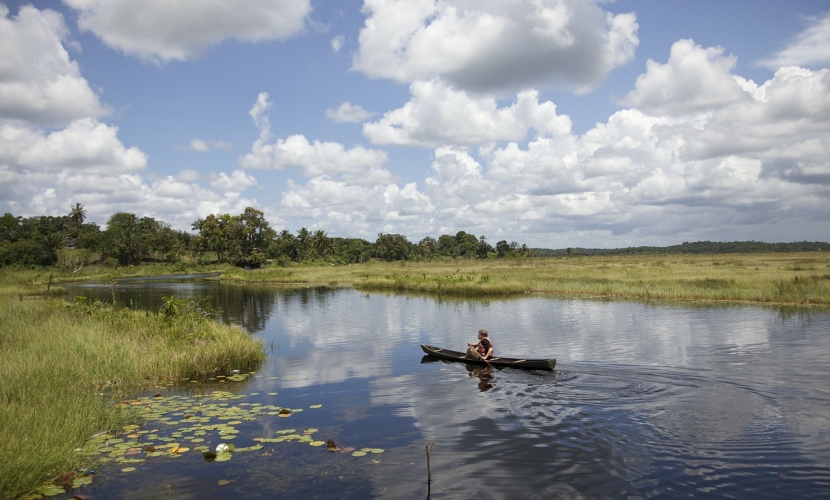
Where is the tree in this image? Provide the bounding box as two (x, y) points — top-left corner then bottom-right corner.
(477, 235), (492, 258)
(296, 227), (311, 260)
(455, 231), (479, 257)
(236, 207), (275, 266)
(103, 212), (141, 265)
(437, 234), (457, 256)
(374, 233), (412, 261)
(418, 236), (437, 257)
(41, 232), (67, 265)
(69, 203), (86, 226)
(496, 240), (510, 258)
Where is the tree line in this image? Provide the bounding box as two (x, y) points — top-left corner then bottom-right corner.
(0, 205), (532, 269)
(532, 240), (829, 257)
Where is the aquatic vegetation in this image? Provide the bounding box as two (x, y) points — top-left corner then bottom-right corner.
(31, 390), (383, 496)
(0, 288), (265, 500)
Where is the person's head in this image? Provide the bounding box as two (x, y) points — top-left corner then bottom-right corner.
(478, 329), (488, 339)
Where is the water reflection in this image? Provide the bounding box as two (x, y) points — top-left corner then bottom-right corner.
(60, 284), (830, 499)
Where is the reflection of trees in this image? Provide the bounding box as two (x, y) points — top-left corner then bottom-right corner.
(66, 281), (286, 334)
(214, 286), (279, 333)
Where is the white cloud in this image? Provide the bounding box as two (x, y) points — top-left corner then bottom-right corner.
(353, 0), (638, 93)
(363, 80), (572, 147)
(326, 102), (374, 123)
(189, 138), (233, 152)
(0, 5), (271, 233)
(62, 0), (312, 62)
(190, 139), (209, 152)
(0, 118), (147, 173)
(330, 35), (345, 53)
(210, 169), (258, 193)
(0, 4), (108, 124)
(761, 12), (830, 69)
(242, 133), (389, 178)
(240, 93), (389, 178)
(620, 40), (750, 116)
(470, 46), (830, 244)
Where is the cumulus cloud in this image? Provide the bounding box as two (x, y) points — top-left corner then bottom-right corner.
(0, 4), (270, 232)
(353, 0), (638, 93)
(210, 169), (258, 193)
(0, 4), (108, 124)
(278, 176), (435, 238)
(0, 118), (147, 173)
(761, 12), (830, 69)
(326, 102), (375, 123)
(240, 93), (389, 178)
(620, 40), (751, 116)
(363, 80), (572, 147)
(62, 0), (312, 62)
(472, 44), (830, 245)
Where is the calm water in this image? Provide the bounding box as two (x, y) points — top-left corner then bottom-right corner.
(63, 281), (830, 499)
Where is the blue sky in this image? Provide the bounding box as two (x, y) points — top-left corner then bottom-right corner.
(1, 0), (829, 248)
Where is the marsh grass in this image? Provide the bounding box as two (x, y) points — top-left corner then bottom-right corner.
(0, 280), (265, 499)
(217, 253), (830, 305)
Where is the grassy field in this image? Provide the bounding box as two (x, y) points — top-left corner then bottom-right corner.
(209, 252), (830, 306)
(42, 251), (830, 306)
(0, 270), (265, 500)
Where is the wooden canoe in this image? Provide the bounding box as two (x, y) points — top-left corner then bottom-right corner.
(420, 344), (556, 371)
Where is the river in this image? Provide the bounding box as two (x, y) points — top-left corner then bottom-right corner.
(62, 280), (830, 499)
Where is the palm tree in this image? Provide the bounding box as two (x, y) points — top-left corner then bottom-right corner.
(41, 232), (67, 265)
(296, 227), (311, 260)
(311, 230), (328, 258)
(191, 217), (205, 234)
(69, 203), (86, 226)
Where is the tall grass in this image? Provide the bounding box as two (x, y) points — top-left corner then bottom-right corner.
(43, 252), (830, 305)
(220, 253), (830, 305)
(0, 281), (265, 499)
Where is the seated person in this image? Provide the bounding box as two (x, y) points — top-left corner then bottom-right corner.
(465, 329), (494, 360)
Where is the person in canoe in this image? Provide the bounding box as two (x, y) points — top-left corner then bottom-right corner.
(465, 329), (494, 361)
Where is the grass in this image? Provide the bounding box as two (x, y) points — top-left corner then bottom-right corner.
(0, 270), (265, 500)
(214, 253), (830, 306)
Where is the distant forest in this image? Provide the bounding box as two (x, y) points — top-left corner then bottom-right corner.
(1, 205), (826, 269)
(0, 205), (531, 269)
(532, 240), (829, 257)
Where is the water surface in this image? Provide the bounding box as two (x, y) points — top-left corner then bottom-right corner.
(63, 282), (830, 499)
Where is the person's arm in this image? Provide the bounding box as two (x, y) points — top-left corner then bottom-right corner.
(483, 346), (493, 359)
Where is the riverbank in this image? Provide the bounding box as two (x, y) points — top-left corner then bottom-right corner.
(37, 251), (830, 306)
(0, 271), (265, 500)
(216, 252), (830, 306)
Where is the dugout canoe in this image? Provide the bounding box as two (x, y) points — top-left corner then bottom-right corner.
(420, 344), (556, 371)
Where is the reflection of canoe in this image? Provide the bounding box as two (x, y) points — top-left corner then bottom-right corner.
(420, 344), (556, 371)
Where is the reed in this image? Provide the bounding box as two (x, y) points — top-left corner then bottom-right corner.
(0, 282), (265, 499)
(222, 253), (830, 305)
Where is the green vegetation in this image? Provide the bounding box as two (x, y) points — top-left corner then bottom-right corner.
(210, 253), (830, 306)
(2, 205), (529, 271)
(0, 274), (265, 500)
(534, 240), (828, 256)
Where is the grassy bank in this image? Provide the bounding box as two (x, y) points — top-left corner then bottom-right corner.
(212, 252), (830, 306)
(0, 271), (265, 500)
(42, 251), (830, 306)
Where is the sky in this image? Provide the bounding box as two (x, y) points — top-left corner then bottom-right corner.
(1, 0), (829, 249)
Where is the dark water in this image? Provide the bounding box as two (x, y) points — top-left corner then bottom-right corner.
(63, 281), (830, 499)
